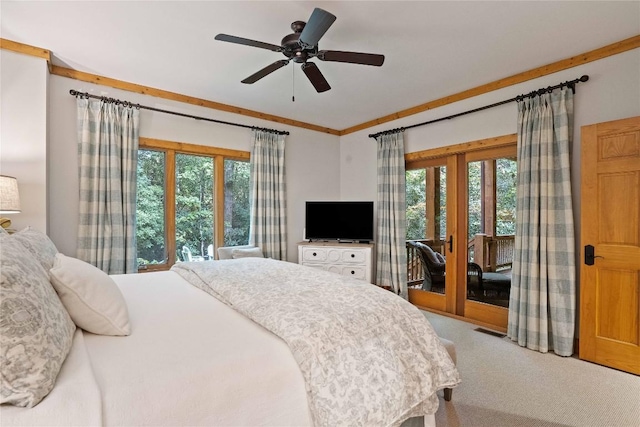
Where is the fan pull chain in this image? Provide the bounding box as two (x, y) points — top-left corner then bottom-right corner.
(292, 64), (295, 102)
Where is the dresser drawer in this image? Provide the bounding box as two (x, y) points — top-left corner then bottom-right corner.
(300, 247), (327, 262)
(340, 249), (367, 264)
(334, 265), (367, 280)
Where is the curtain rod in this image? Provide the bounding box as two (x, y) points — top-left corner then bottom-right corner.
(69, 90), (290, 136)
(368, 75), (589, 139)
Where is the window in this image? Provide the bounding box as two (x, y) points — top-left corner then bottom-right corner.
(136, 138), (250, 271)
(136, 149), (166, 266)
(223, 159), (251, 246)
(175, 153), (214, 261)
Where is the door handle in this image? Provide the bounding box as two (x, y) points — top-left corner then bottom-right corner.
(445, 235), (453, 253)
(584, 245), (604, 266)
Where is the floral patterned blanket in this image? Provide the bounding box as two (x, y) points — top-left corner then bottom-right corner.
(171, 258), (460, 427)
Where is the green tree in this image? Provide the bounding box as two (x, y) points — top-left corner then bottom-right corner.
(136, 150), (165, 265)
(467, 161), (482, 239)
(224, 160), (250, 246)
(496, 158), (517, 235)
(175, 154), (214, 259)
(406, 169), (426, 240)
(406, 159), (516, 243)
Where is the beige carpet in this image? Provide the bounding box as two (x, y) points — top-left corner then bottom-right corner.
(422, 311), (640, 427)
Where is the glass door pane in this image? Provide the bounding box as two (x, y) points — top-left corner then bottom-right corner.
(136, 149), (166, 267)
(466, 157), (516, 307)
(223, 159), (250, 246)
(406, 165), (447, 295)
(175, 153), (214, 262)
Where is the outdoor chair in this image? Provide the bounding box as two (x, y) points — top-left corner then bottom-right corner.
(407, 240), (483, 296)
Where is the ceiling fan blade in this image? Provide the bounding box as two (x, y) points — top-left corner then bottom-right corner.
(241, 60), (290, 84)
(317, 50), (385, 66)
(298, 8), (336, 48)
(301, 62), (331, 93)
(215, 34), (282, 52)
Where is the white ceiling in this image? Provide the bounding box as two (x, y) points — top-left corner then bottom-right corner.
(2, 1), (639, 131)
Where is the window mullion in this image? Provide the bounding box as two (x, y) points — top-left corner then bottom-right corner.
(214, 156), (225, 254)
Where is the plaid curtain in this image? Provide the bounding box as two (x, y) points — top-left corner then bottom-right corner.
(76, 98), (139, 274)
(249, 130), (287, 260)
(507, 88), (576, 356)
(375, 132), (408, 298)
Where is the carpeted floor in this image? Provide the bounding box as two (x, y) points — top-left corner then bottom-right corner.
(422, 311), (640, 427)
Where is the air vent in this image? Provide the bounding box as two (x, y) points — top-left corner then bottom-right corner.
(474, 327), (506, 338)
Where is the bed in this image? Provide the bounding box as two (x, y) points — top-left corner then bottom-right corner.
(1, 228), (460, 426)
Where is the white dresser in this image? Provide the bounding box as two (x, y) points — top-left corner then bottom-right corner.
(297, 242), (374, 283)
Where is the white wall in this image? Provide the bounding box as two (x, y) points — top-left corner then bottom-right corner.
(0, 50), (48, 232)
(340, 49), (640, 240)
(48, 76), (341, 261)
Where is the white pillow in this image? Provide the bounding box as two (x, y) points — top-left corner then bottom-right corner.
(49, 254), (131, 336)
(217, 244), (257, 260)
(231, 247), (264, 259)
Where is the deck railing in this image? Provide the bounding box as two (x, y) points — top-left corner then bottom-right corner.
(467, 234), (515, 272)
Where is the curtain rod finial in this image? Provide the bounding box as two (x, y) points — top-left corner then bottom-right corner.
(579, 75), (589, 82)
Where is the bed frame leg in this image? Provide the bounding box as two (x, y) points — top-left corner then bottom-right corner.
(443, 388), (452, 401)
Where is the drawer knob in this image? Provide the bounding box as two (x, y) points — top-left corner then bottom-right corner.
(351, 271), (355, 274)
(351, 254), (355, 258)
(312, 252), (317, 256)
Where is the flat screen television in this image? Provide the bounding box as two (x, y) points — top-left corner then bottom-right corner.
(305, 201), (374, 242)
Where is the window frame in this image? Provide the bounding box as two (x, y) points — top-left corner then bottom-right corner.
(137, 137), (250, 272)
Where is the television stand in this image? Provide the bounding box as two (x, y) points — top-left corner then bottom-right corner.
(297, 241), (374, 283)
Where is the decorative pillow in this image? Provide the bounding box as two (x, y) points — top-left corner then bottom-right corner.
(11, 227), (59, 271)
(217, 244), (257, 260)
(49, 254), (131, 336)
(231, 247), (264, 259)
(0, 236), (76, 407)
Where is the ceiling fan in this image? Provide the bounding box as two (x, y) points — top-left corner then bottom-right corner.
(215, 8), (385, 93)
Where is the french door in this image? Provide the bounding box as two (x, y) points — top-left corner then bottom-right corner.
(406, 135), (516, 331)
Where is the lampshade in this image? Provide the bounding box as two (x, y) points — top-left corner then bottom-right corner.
(0, 175), (21, 213)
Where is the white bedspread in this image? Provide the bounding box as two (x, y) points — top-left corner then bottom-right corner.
(83, 270), (312, 426)
(172, 258), (460, 427)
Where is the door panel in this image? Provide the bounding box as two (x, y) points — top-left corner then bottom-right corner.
(580, 115), (640, 375)
(407, 158), (450, 311)
(463, 146), (517, 329)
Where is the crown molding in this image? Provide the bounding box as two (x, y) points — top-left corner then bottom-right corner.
(0, 38), (51, 71)
(2, 35), (639, 137)
(339, 34), (640, 136)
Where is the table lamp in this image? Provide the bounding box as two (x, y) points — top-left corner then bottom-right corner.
(0, 175), (21, 232)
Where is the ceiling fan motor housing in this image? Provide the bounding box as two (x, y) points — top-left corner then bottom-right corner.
(281, 23), (317, 63)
